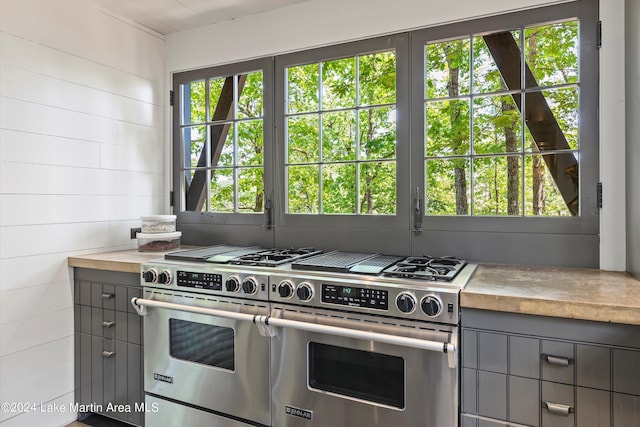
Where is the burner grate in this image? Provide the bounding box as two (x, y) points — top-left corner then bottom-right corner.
(228, 247), (322, 267)
(382, 256), (466, 281)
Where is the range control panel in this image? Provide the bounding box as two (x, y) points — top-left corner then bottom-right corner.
(269, 273), (461, 324)
(321, 284), (388, 310)
(177, 270), (222, 290)
(141, 263), (270, 301)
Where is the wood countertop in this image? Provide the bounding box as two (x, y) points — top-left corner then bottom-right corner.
(462, 264), (640, 326)
(68, 250), (640, 325)
(68, 249), (172, 274)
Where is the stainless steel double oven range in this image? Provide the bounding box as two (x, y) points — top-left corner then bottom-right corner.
(133, 245), (476, 427)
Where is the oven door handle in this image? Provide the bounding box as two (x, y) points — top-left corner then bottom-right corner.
(256, 315), (458, 369)
(131, 297), (262, 323)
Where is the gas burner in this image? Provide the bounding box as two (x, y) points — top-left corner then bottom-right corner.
(382, 255), (467, 281)
(228, 247), (322, 267)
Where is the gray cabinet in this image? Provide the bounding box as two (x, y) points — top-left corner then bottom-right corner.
(461, 309), (640, 427)
(74, 269), (144, 426)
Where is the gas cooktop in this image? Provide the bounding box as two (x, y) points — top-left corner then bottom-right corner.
(164, 245), (468, 283)
(145, 245), (476, 323)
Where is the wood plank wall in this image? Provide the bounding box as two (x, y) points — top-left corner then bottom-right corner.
(0, 0), (165, 425)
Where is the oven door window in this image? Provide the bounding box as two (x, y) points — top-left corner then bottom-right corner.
(308, 342), (404, 408)
(169, 319), (234, 370)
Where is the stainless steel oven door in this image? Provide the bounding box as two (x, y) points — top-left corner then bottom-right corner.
(269, 305), (458, 427)
(138, 289), (270, 426)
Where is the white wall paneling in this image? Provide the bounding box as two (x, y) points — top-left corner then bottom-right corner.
(599, 0), (627, 271)
(627, 0), (640, 278)
(166, 0), (565, 72)
(0, 337), (74, 416)
(0, 0), (165, 425)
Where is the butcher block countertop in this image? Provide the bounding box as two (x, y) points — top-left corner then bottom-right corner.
(67, 249), (171, 274)
(68, 250), (640, 325)
(463, 264), (640, 326)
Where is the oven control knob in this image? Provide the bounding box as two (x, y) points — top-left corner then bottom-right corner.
(277, 281), (294, 299)
(396, 292), (416, 313)
(421, 295), (442, 317)
(296, 283), (314, 301)
(242, 277), (258, 295)
(142, 269), (157, 284)
(158, 270), (172, 285)
(225, 276), (240, 293)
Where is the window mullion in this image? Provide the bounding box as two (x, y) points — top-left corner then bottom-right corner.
(469, 35), (475, 216)
(355, 56), (361, 215)
(318, 62), (324, 215)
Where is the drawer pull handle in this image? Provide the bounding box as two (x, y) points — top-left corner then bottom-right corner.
(542, 354), (574, 366)
(543, 401), (574, 416)
(102, 321), (115, 328)
(102, 351), (115, 358)
(101, 293), (114, 299)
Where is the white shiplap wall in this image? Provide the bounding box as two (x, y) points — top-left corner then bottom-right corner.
(0, 0), (165, 425)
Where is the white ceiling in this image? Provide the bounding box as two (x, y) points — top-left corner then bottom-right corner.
(88, 0), (309, 35)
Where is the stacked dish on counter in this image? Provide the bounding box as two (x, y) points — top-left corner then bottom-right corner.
(136, 215), (181, 252)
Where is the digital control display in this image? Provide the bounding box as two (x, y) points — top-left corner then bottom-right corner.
(177, 271), (222, 290)
(322, 284), (388, 310)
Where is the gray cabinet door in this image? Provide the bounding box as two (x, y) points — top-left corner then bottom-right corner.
(509, 376), (540, 426)
(461, 414), (478, 427)
(79, 333), (92, 410)
(463, 368), (477, 414)
(613, 393), (640, 427)
(509, 335), (540, 379)
(478, 371), (507, 420)
(463, 330), (478, 369)
(128, 343), (143, 427)
(576, 344), (610, 390)
(576, 387), (610, 427)
(75, 269), (144, 426)
(478, 332), (508, 374)
(613, 349), (640, 396)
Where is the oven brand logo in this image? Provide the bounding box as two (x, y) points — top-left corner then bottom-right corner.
(153, 373), (173, 384)
(285, 405), (313, 420)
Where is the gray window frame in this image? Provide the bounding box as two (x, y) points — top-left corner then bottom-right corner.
(171, 0), (600, 267)
(172, 57), (274, 229)
(273, 34), (411, 231)
(409, 0), (599, 265)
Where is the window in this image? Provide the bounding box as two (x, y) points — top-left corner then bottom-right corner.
(175, 59), (271, 217)
(172, 0), (598, 266)
(285, 51), (397, 215)
(423, 21), (581, 217)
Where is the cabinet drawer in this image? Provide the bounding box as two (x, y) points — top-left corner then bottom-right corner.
(541, 381), (574, 427)
(541, 340), (575, 385)
(89, 307), (142, 344)
(87, 283), (141, 311)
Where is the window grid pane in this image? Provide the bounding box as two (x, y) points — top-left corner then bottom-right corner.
(424, 20), (580, 217)
(181, 70), (264, 213)
(285, 50), (397, 215)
